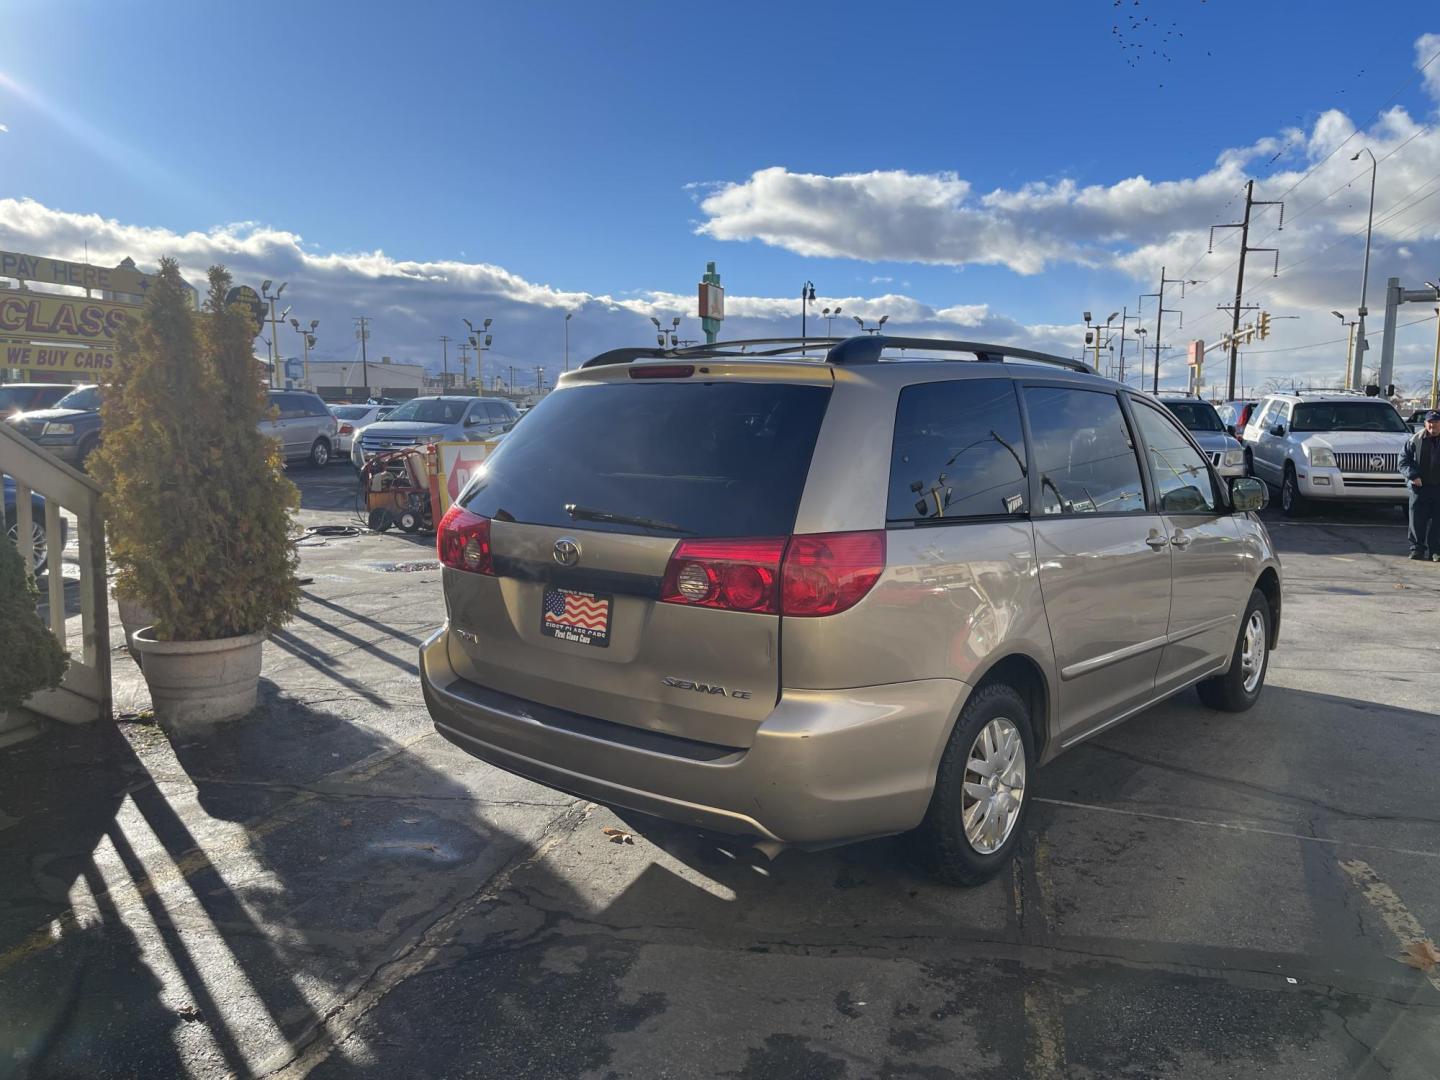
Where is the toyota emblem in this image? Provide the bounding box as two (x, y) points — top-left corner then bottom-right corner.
(553, 537), (580, 567)
(1369, 454), (1385, 471)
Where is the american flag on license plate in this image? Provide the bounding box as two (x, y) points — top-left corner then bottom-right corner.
(545, 591), (608, 633)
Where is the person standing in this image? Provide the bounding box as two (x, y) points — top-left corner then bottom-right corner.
(1399, 410), (1440, 560)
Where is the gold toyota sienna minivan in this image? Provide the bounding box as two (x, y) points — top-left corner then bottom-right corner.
(420, 336), (1281, 884)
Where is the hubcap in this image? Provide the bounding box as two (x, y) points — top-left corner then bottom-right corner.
(962, 717), (1027, 854)
(7, 522), (47, 574)
(1240, 609), (1267, 694)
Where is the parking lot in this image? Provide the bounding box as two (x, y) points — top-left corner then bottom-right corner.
(3, 465), (1439, 1079)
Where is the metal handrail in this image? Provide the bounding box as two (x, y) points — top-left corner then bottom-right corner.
(0, 421), (110, 731)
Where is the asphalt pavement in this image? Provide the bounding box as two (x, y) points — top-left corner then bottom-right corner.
(1, 467), (1438, 1079)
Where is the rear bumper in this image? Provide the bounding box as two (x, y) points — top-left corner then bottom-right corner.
(419, 625), (967, 844)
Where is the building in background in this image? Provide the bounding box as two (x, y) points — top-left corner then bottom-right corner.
(306, 358), (426, 401)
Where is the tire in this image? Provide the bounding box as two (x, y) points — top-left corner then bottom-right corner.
(76, 435), (100, 471)
(1197, 589), (1271, 712)
(367, 508), (391, 533)
(907, 682), (1034, 886)
(1280, 463), (1308, 518)
(308, 438), (331, 468)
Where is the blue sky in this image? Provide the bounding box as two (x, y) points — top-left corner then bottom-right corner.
(5, 2), (1440, 391)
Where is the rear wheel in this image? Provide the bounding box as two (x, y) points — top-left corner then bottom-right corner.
(1197, 589), (1271, 712)
(908, 682), (1033, 886)
(308, 438), (331, 468)
(6, 520), (48, 575)
(1280, 463), (1308, 517)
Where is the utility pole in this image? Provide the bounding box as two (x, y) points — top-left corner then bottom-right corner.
(1209, 179), (1283, 400)
(1115, 307), (1140, 385)
(354, 316), (371, 399)
(438, 335), (451, 391)
(1140, 269), (1187, 393)
(457, 343), (472, 394)
(1431, 303), (1440, 409)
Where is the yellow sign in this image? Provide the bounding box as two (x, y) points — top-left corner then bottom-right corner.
(0, 250), (153, 296)
(0, 292), (135, 346)
(2, 339), (117, 374)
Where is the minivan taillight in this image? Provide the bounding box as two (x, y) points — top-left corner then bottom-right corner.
(661, 537), (786, 613)
(782, 531), (886, 616)
(437, 505), (494, 575)
(660, 531), (885, 617)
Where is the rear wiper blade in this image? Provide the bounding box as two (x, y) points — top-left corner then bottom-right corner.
(563, 503), (694, 534)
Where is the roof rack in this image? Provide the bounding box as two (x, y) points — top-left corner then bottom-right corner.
(580, 334), (1093, 374)
(1288, 387), (1369, 396)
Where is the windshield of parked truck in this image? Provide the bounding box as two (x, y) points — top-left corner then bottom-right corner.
(1291, 402), (1408, 433)
(53, 385), (101, 412)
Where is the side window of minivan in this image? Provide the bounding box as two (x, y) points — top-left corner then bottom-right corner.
(1023, 386), (1147, 516)
(277, 394), (309, 420)
(888, 378), (1028, 522)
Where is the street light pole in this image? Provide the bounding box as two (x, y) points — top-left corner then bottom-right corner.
(1331, 310), (1358, 386)
(1351, 148), (1378, 390)
(801, 281), (816, 353)
(820, 306), (842, 336)
(289, 317), (318, 390)
(852, 314), (889, 335)
(457, 343), (472, 393)
(261, 280), (287, 388)
(463, 318), (492, 392)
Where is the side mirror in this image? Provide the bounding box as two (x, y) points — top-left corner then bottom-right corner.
(1230, 476), (1269, 513)
(1271, 424), (1286, 437)
(1226, 424), (1237, 436)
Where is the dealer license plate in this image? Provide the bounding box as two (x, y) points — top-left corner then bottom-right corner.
(540, 588), (611, 648)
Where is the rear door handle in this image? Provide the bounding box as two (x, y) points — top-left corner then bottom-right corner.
(1170, 531), (1193, 550)
(1145, 531), (1170, 550)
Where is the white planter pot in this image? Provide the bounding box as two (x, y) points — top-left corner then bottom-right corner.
(131, 627), (266, 729)
(116, 597), (155, 667)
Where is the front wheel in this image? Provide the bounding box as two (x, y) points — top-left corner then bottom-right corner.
(907, 682), (1033, 886)
(1280, 464), (1308, 518)
(308, 438), (331, 468)
(1197, 589), (1271, 712)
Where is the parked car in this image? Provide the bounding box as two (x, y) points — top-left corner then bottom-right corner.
(1404, 407), (1431, 432)
(1156, 395), (1248, 479)
(3, 383), (104, 469)
(0, 383), (75, 419)
(351, 395), (517, 468)
(419, 336), (1281, 885)
(1217, 400), (1260, 431)
(329, 403), (394, 457)
(260, 390), (340, 467)
(1241, 391), (1412, 516)
(4, 476), (66, 575)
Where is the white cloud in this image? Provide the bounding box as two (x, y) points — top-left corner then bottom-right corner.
(0, 198), (1089, 382)
(0, 123), (8, 134)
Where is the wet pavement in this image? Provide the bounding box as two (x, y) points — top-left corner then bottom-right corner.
(1, 467), (1438, 1079)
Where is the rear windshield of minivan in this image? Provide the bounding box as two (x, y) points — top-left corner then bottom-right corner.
(461, 381), (832, 537)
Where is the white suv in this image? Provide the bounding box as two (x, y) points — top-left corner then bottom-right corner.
(1241, 391), (1411, 516)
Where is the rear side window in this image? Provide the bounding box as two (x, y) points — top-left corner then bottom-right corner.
(277, 394), (309, 420)
(303, 395), (329, 417)
(1023, 386), (1146, 516)
(462, 381), (832, 537)
(887, 378), (1028, 522)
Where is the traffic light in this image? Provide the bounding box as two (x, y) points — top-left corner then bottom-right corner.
(1258, 311), (1271, 340)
